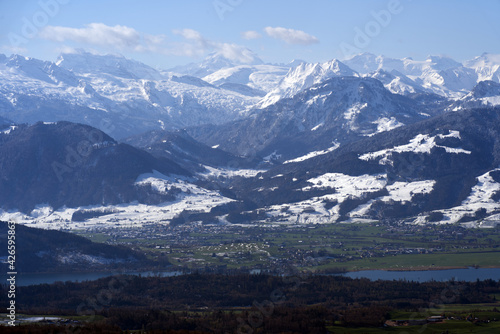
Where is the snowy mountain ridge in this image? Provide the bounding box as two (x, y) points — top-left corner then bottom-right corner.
(1, 50), (500, 230)
(259, 59), (359, 108)
(1, 50), (500, 140)
(0, 51), (260, 139)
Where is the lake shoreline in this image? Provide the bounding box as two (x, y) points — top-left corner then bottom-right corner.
(5, 264), (500, 276)
(351, 265), (500, 272)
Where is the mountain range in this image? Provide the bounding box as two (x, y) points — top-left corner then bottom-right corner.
(1, 50), (500, 140)
(1, 50), (500, 229)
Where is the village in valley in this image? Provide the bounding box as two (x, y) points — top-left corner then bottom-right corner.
(76, 220), (500, 273)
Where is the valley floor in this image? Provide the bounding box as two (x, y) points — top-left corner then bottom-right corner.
(76, 221), (500, 274)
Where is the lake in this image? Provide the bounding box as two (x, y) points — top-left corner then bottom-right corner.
(3, 267), (500, 286)
(2, 270), (183, 287)
(338, 267), (500, 282)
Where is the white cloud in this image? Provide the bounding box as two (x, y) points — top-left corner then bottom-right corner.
(39, 23), (169, 55)
(174, 28), (204, 42)
(38, 23), (258, 64)
(241, 30), (262, 40)
(264, 26), (319, 45)
(40, 23), (144, 50)
(0, 44), (28, 55)
(173, 28), (258, 64)
(217, 43), (258, 63)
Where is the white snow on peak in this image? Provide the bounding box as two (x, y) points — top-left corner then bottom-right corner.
(368, 69), (420, 95)
(457, 80), (500, 107)
(0, 53), (260, 139)
(202, 64), (288, 93)
(466, 53), (500, 66)
(344, 52), (500, 98)
(1, 125), (17, 134)
(343, 53), (381, 73)
(57, 51), (164, 80)
(259, 59), (358, 108)
(169, 51), (264, 78)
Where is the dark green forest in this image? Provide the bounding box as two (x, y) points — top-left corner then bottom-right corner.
(2, 273), (499, 333)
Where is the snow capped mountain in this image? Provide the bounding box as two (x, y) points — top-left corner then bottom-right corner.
(426, 55), (462, 71)
(342, 53), (381, 73)
(3, 49), (500, 229)
(2, 50), (500, 141)
(57, 51), (164, 80)
(259, 59), (358, 108)
(464, 52), (500, 83)
(470, 80), (500, 98)
(368, 69), (424, 95)
(202, 64), (289, 94)
(190, 76), (440, 160)
(451, 80), (500, 109)
(0, 52), (260, 139)
(3, 54), (80, 86)
(169, 50), (264, 77)
(222, 106), (500, 226)
(343, 53), (500, 98)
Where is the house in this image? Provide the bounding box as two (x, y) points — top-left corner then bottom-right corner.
(427, 315), (445, 322)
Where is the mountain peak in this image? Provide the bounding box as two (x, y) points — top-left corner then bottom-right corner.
(287, 59), (307, 68)
(324, 59), (357, 74)
(425, 55), (461, 71)
(344, 53), (381, 73)
(169, 49), (264, 77)
(470, 80), (500, 98)
(204, 50), (264, 66)
(464, 53), (500, 68)
(56, 51), (163, 80)
(258, 58), (357, 108)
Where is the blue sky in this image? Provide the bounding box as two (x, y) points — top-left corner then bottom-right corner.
(1, 0), (499, 69)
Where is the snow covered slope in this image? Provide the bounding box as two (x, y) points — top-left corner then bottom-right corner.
(344, 53), (484, 98)
(220, 106), (500, 226)
(464, 53), (500, 83)
(0, 122), (234, 229)
(452, 80), (500, 109)
(168, 51), (264, 77)
(259, 59), (358, 108)
(0, 52), (260, 139)
(2, 51), (500, 140)
(190, 76), (440, 160)
(202, 64), (289, 94)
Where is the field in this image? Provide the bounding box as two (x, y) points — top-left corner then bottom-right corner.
(77, 221), (500, 272)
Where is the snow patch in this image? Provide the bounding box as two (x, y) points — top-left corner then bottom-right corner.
(199, 166), (265, 179)
(359, 131), (471, 163)
(1, 126), (17, 134)
(303, 173), (387, 196)
(284, 142), (340, 164)
(371, 117), (404, 134)
(429, 169), (500, 225)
